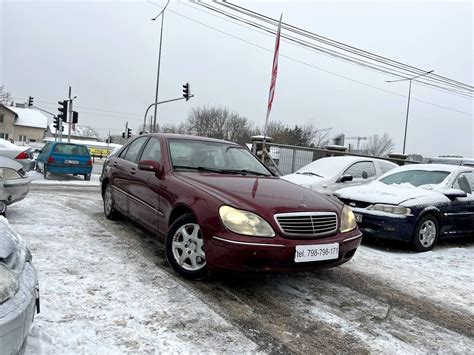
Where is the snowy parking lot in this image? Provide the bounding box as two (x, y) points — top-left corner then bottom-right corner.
(6, 176), (474, 353)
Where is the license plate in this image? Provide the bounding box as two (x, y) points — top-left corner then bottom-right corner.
(354, 213), (363, 223)
(294, 243), (339, 263)
(64, 160), (79, 164)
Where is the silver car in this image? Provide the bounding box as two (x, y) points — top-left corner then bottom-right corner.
(0, 139), (36, 172)
(0, 214), (39, 354)
(282, 156), (398, 194)
(0, 157), (31, 211)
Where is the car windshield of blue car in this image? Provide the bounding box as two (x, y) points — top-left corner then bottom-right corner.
(169, 139), (272, 176)
(380, 170), (450, 187)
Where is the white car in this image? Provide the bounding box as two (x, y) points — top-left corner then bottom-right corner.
(282, 156), (398, 194)
(0, 139), (36, 172)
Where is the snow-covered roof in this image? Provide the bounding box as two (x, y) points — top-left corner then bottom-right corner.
(7, 106), (48, 129)
(389, 163), (467, 174)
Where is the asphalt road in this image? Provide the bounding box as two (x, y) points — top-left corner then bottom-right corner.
(13, 185), (474, 353)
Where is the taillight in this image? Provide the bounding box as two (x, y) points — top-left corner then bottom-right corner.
(15, 151), (29, 159)
(47, 157), (55, 164)
(87, 159), (92, 166)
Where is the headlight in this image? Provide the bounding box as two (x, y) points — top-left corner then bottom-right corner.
(340, 205), (357, 233)
(219, 205), (275, 237)
(367, 204), (411, 215)
(0, 264), (18, 304)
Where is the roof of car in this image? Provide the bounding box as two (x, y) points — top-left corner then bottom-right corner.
(317, 156), (397, 165)
(389, 163), (470, 174)
(142, 133), (240, 145)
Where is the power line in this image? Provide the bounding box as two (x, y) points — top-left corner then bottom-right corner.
(217, 1), (473, 93)
(157, 4), (472, 116)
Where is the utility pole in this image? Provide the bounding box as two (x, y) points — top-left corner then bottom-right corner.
(68, 86), (72, 142)
(151, 0), (170, 133)
(386, 70), (433, 154)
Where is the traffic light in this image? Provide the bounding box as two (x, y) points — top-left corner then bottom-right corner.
(122, 132), (125, 138)
(182, 82), (190, 101)
(72, 111), (78, 124)
(28, 96), (34, 107)
(58, 100), (68, 122)
(53, 116), (60, 130)
(127, 128), (132, 138)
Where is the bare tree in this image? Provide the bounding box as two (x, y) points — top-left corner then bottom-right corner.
(261, 121), (330, 147)
(77, 125), (99, 138)
(186, 106), (254, 144)
(363, 133), (395, 156)
(0, 85), (13, 105)
(160, 122), (188, 134)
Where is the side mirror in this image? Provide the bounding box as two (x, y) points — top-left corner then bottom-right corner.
(339, 174), (353, 183)
(441, 188), (467, 199)
(138, 160), (162, 173)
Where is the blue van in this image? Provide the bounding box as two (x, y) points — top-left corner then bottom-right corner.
(37, 142), (93, 180)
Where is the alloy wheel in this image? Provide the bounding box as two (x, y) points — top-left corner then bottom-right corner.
(418, 220), (437, 248)
(171, 223), (206, 271)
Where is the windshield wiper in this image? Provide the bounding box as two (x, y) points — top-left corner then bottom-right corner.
(173, 165), (227, 174)
(221, 169), (269, 176)
(297, 171), (323, 178)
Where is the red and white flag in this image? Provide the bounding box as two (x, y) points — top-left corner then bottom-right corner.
(264, 13), (283, 136)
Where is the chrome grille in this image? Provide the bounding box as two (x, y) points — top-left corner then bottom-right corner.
(274, 212), (338, 237)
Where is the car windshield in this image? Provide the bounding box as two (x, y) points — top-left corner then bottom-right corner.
(296, 158), (350, 178)
(168, 139), (271, 176)
(379, 170), (450, 187)
(53, 144), (89, 156)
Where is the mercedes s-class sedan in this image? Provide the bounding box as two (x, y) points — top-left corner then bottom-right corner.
(100, 134), (361, 279)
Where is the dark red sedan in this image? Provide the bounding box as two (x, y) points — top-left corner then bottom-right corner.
(100, 134), (361, 279)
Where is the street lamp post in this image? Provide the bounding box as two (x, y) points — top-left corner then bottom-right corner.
(386, 70), (433, 154)
(151, 0), (170, 133)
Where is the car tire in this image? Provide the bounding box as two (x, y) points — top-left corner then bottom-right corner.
(165, 214), (210, 280)
(412, 214), (439, 252)
(84, 174), (91, 181)
(103, 184), (119, 220)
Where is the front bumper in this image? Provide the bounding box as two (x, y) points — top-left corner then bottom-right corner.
(352, 208), (416, 241)
(0, 262), (38, 355)
(204, 229), (362, 273)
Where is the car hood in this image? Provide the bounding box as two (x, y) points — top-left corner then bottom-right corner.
(334, 181), (446, 206)
(175, 173), (342, 215)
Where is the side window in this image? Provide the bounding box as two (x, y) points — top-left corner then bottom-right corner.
(378, 161), (397, 175)
(344, 161), (376, 179)
(139, 137), (162, 162)
(123, 137), (148, 163)
(453, 172), (473, 194)
(42, 143), (51, 153)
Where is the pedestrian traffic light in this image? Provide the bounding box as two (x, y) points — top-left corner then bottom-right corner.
(182, 82), (190, 101)
(58, 100), (68, 122)
(127, 128), (132, 138)
(53, 116), (60, 130)
(28, 96), (34, 107)
(72, 111), (78, 124)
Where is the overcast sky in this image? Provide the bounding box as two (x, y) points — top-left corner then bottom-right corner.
(1, 0), (473, 157)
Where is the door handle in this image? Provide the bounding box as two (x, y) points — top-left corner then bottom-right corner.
(130, 168), (136, 175)
(113, 162), (118, 167)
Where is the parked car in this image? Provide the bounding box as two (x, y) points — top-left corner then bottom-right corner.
(100, 134), (361, 279)
(0, 215), (39, 354)
(0, 139), (36, 172)
(36, 142), (93, 180)
(0, 157), (31, 212)
(334, 164), (474, 252)
(282, 156), (398, 194)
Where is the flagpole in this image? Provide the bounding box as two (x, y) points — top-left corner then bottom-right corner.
(262, 13), (283, 162)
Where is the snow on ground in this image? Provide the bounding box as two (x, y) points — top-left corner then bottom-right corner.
(8, 190), (257, 354)
(349, 242), (473, 315)
(27, 168), (101, 186)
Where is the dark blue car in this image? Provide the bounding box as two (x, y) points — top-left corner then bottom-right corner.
(334, 164), (474, 251)
(37, 142), (93, 180)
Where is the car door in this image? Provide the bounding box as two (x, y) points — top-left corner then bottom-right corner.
(36, 143), (52, 171)
(443, 171), (474, 235)
(111, 136), (149, 216)
(333, 161), (377, 191)
(130, 137), (164, 232)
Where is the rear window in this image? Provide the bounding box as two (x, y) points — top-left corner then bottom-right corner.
(53, 144), (89, 156)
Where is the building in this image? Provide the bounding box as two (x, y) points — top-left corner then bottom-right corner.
(0, 104), (48, 143)
(45, 122), (100, 142)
